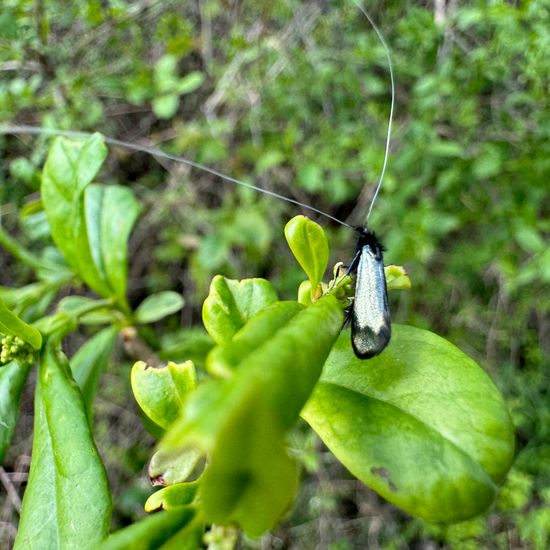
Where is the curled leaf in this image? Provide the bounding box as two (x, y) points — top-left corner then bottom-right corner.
(202, 276), (278, 344)
(131, 360), (197, 430)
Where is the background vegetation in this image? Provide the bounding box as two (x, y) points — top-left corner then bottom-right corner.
(1, 0), (549, 547)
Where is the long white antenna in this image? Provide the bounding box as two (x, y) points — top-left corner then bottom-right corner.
(0, 124), (353, 229)
(352, 0), (395, 224)
(1, 2), (393, 231)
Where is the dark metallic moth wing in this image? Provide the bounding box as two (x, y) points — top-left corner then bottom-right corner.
(351, 229), (391, 359)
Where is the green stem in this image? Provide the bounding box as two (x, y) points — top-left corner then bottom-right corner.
(0, 225), (45, 272)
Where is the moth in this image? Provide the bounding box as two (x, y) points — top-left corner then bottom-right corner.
(348, 227), (391, 359)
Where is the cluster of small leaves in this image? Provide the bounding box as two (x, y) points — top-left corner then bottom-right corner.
(0, 334), (34, 367)
(115, 215), (513, 547)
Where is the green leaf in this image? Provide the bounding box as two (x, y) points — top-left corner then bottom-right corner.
(71, 327), (117, 418)
(154, 515), (204, 550)
(297, 280), (313, 305)
(41, 134), (111, 297)
(200, 394), (299, 537)
(149, 447), (203, 486)
(97, 507), (198, 550)
(472, 144), (503, 179)
(385, 265), (412, 291)
(32, 296), (115, 336)
(131, 360), (197, 429)
(85, 184), (142, 307)
(154, 55), (178, 93)
(176, 71), (205, 95)
(15, 340), (111, 549)
(163, 294), (344, 535)
(284, 215), (329, 291)
(0, 296), (42, 349)
(135, 291), (185, 324)
(0, 361), (31, 463)
(298, 164), (323, 192)
(145, 482), (199, 512)
(153, 94), (179, 119)
(0, 282), (49, 310)
(159, 327), (214, 368)
(202, 276), (278, 344)
(59, 296), (118, 325)
(206, 301), (305, 378)
(302, 325), (515, 523)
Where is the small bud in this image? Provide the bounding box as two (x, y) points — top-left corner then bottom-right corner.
(0, 332), (35, 367)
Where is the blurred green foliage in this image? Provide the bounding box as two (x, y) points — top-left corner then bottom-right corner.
(1, 0), (550, 547)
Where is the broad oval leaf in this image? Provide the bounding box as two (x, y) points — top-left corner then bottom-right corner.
(15, 340), (111, 549)
(302, 325), (515, 523)
(41, 134), (112, 297)
(135, 291), (185, 324)
(202, 276), (278, 344)
(284, 215), (329, 291)
(131, 360), (197, 429)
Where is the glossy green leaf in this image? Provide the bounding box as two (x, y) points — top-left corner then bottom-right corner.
(145, 481), (199, 512)
(165, 295), (343, 447)
(202, 276), (278, 344)
(0, 361), (31, 463)
(15, 340), (111, 549)
(131, 360), (197, 429)
(284, 215), (329, 291)
(206, 301), (303, 378)
(41, 134), (111, 297)
(71, 327), (117, 418)
(135, 291), (185, 324)
(163, 294), (344, 535)
(200, 394), (299, 536)
(85, 184), (142, 306)
(302, 325), (515, 523)
(98, 507), (198, 550)
(0, 296), (42, 349)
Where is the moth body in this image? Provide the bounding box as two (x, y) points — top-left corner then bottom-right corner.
(350, 228), (391, 359)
